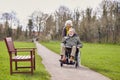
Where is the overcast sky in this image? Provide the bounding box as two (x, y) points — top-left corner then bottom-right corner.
(0, 0), (102, 25)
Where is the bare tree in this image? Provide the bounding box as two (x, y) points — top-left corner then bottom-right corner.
(73, 8), (80, 34)
(0, 11), (20, 38)
(54, 5), (72, 40)
(79, 8), (93, 42)
(27, 19), (33, 37)
(31, 11), (48, 36)
(45, 15), (55, 39)
(0, 24), (4, 39)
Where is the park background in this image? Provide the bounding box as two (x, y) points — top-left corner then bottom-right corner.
(0, 0), (119, 44)
(0, 0), (120, 80)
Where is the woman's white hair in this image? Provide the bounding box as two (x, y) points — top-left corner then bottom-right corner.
(65, 20), (73, 27)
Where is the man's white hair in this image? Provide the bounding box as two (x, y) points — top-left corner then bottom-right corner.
(65, 20), (73, 27)
(69, 28), (75, 33)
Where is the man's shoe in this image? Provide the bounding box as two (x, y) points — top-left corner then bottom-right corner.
(70, 56), (74, 63)
(59, 59), (66, 63)
(59, 56), (66, 62)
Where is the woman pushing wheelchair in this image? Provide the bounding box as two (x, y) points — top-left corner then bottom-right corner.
(60, 20), (83, 65)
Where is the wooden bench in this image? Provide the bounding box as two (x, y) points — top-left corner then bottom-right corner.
(4, 37), (36, 75)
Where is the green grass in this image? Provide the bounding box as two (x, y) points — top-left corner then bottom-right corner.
(41, 41), (60, 54)
(41, 41), (120, 80)
(0, 41), (50, 80)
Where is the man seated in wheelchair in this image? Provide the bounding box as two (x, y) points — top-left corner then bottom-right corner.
(60, 28), (82, 63)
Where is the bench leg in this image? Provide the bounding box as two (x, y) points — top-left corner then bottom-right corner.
(15, 61), (18, 70)
(10, 60), (13, 75)
(34, 57), (35, 70)
(31, 59), (33, 75)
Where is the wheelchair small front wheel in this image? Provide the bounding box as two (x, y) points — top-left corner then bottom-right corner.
(60, 62), (63, 67)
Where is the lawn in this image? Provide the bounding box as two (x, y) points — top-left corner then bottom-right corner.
(0, 41), (50, 80)
(41, 41), (120, 80)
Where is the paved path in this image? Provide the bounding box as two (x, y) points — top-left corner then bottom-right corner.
(35, 42), (111, 80)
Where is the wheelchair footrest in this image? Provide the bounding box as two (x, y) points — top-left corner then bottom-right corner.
(59, 60), (75, 65)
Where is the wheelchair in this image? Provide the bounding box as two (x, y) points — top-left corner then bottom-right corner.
(60, 47), (80, 68)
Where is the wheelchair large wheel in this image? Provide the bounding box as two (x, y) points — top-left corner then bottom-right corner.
(75, 56), (79, 68)
(75, 61), (78, 68)
(60, 62), (63, 67)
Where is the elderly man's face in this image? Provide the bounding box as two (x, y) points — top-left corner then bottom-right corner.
(68, 29), (74, 36)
